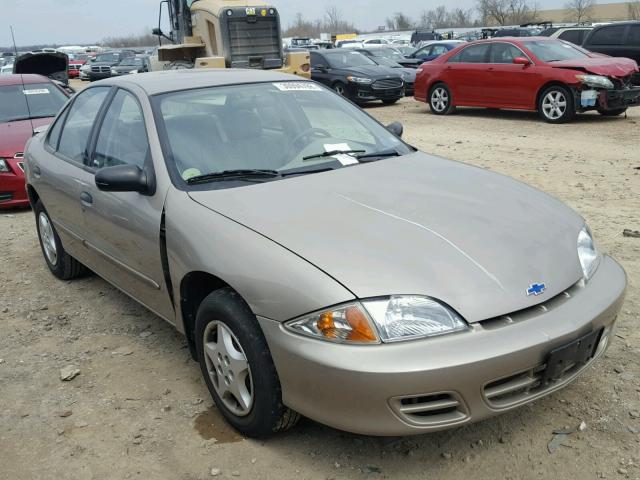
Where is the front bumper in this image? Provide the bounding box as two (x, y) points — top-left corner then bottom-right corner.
(89, 71), (112, 81)
(601, 86), (640, 110)
(259, 255), (626, 436)
(347, 82), (404, 103)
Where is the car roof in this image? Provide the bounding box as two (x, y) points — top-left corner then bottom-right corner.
(0, 73), (52, 86)
(95, 68), (301, 95)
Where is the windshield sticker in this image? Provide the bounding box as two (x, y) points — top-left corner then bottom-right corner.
(324, 143), (359, 166)
(23, 89), (50, 95)
(273, 82), (323, 92)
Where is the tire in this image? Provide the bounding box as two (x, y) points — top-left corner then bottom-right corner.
(428, 83), (455, 115)
(598, 108), (627, 117)
(538, 85), (575, 123)
(195, 288), (299, 438)
(333, 81), (347, 97)
(382, 99), (399, 105)
(34, 200), (85, 280)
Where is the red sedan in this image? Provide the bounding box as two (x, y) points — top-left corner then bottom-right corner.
(414, 37), (640, 123)
(0, 74), (69, 209)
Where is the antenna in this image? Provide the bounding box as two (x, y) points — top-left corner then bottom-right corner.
(10, 26), (35, 134)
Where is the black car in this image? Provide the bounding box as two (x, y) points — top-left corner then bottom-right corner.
(410, 30), (443, 44)
(89, 51), (135, 81)
(583, 22), (640, 64)
(310, 50), (404, 105)
(355, 49), (416, 95)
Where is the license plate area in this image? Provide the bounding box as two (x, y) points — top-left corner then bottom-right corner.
(542, 329), (602, 385)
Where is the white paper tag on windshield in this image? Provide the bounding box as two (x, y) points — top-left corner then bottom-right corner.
(273, 82), (323, 92)
(23, 89), (50, 95)
(324, 143), (359, 166)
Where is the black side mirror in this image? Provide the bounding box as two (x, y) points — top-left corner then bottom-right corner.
(95, 164), (153, 195)
(386, 121), (403, 138)
(152, 27), (163, 36)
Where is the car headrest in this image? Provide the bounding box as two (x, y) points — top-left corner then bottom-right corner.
(225, 109), (262, 140)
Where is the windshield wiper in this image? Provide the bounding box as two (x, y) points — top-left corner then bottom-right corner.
(302, 149), (365, 161)
(186, 169), (280, 185)
(356, 148), (402, 162)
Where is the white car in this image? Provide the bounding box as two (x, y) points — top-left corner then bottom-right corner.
(542, 27), (593, 46)
(1, 63), (14, 75)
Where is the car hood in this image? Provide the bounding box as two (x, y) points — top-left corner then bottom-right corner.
(552, 57), (639, 77)
(337, 65), (403, 79)
(189, 153), (585, 323)
(14, 52), (69, 84)
(0, 118), (52, 158)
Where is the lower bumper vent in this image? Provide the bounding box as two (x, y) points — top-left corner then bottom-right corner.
(389, 392), (468, 427)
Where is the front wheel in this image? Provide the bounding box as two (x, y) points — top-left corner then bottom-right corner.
(538, 85), (575, 123)
(333, 81), (348, 97)
(428, 83), (455, 115)
(598, 108), (627, 117)
(195, 288), (299, 438)
(382, 99), (399, 105)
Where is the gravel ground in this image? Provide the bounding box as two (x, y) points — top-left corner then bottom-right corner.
(1, 94), (639, 480)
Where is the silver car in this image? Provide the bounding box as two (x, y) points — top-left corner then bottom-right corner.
(24, 70), (626, 438)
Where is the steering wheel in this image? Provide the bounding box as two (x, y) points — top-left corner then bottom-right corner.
(290, 127), (332, 148)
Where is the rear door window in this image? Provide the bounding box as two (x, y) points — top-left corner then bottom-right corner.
(558, 30), (582, 45)
(627, 25), (640, 46)
(449, 44), (490, 63)
(588, 25), (626, 45)
(57, 87), (110, 164)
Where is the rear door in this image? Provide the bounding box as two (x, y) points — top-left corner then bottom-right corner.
(623, 25), (640, 63)
(442, 43), (492, 105)
(584, 25), (629, 58)
(81, 88), (174, 320)
(34, 87), (110, 263)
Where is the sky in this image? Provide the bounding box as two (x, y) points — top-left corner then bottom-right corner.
(0, 0), (608, 47)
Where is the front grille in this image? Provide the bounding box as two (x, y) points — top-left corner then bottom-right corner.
(17, 162), (25, 172)
(14, 152), (23, 158)
(373, 78), (403, 90)
(91, 66), (111, 73)
(69, 64), (81, 71)
(0, 192), (13, 203)
(227, 17), (283, 69)
(483, 329), (609, 409)
(389, 392), (468, 427)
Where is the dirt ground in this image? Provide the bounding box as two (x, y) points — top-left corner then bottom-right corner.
(1, 92), (639, 480)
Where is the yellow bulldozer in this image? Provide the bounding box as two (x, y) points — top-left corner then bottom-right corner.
(152, 0), (310, 78)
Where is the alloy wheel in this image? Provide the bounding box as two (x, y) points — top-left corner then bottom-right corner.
(542, 90), (567, 120)
(334, 84), (346, 96)
(431, 87), (449, 113)
(203, 321), (254, 417)
(38, 212), (58, 266)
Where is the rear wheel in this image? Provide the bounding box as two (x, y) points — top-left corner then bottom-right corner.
(538, 85), (575, 123)
(195, 288), (299, 438)
(34, 200), (85, 280)
(428, 83), (455, 115)
(598, 108), (627, 117)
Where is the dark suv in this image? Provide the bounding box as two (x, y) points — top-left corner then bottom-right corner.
(583, 22), (640, 63)
(89, 51), (135, 81)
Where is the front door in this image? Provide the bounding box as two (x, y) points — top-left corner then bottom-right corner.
(82, 88), (174, 321)
(486, 42), (538, 108)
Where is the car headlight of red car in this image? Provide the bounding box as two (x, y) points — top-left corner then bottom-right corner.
(576, 74), (614, 90)
(0, 159), (10, 173)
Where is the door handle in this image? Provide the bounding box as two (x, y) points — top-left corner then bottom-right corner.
(80, 191), (93, 206)
(32, 165), (41, 177)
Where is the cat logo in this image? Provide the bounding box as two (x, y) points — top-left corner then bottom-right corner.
(245, 7), (256, 15)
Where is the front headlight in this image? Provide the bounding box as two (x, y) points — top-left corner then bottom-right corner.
(347, 75), (373, 84)
(110, 68), (118, 75)
(286, 296), (468, 344)
(0, 158), (9, 172)
(362, 296), (468, 343)
(577, 225), (600, 281)
(576, 74), (614, 89)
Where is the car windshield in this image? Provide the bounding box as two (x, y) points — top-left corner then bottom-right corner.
(95, 53), (120, 63)
(155, 81), (412, 187)
(325, 51), (376, 68)
(372, 56), (401, 68)
(0, 83), (67, 123)
(372, 48), (406, 61)
(397, 46), (417, 56)
(522, 40), (589, 62)
(119, 58), (142, 66)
